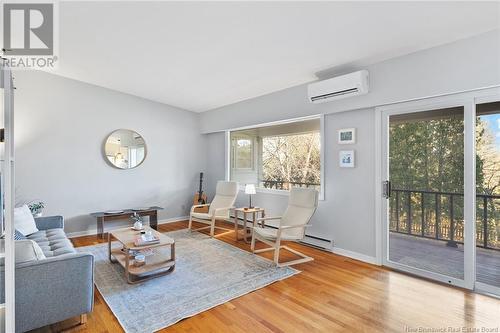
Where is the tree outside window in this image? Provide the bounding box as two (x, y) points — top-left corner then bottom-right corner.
(230, 118), (321, 191)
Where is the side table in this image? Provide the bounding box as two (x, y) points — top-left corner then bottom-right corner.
(233, 207), (265, 243)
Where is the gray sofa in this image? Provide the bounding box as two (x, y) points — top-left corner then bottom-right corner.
(0, 216), (94, 333)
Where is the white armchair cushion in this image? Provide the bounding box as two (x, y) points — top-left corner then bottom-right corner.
(14, 204), (39, 236)
(288, 187), (319, 208)
(207, 181), (238, 218)
(190, 212), (211, 220)
(280, 188), (319, 239)
(208, 197), (234, 217)
(214, 181), (239, 196)
(253, 227), (301, 241)
(191, 211), (229, 220)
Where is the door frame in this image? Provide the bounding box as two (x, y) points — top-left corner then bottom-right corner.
(373, 88), (500, 289)
(375, 86), (500, 270)
(1, 63), (16, 333)
(473, 92), (500, 297)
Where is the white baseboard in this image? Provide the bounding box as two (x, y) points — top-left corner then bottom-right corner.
(65, 216), (189, 238)
(331, 247), (379, 265)
(159, 216), (189, 224)
(66, 229), (98, 238)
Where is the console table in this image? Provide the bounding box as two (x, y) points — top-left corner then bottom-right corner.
(91, 206), (163, 239)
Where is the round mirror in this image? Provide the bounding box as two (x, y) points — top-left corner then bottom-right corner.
(104, 129), (147, 169)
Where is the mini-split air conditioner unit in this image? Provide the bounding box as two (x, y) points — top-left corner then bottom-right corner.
(307, 70), (369, 104)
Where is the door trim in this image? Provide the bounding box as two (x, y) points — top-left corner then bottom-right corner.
(1, 63), (16, 333)
(473, 93), (500, 294)
(374, 108), (382, 265)
(476, 282), (500, 298)
(475, 93), (500, 105)
(464, 100), (476, 290)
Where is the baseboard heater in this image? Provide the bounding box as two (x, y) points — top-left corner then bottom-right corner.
(301, 234), (334, 251)
(229, 215), (333, 251)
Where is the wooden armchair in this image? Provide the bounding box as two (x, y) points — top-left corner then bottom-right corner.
(251, 187), (319, 267)
(189, 181), (239, 237)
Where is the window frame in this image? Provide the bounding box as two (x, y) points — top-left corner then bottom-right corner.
(230, 134), (255, 170)
(225, 114), (324, 200)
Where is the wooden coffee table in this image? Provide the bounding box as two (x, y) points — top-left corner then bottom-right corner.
(108, 226), (175, 284)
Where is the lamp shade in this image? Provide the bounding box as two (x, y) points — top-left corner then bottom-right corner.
(245, 184), (256, 195)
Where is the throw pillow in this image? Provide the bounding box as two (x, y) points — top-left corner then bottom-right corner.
(14, 205), (39, 236)
(14, 229), (27, 240)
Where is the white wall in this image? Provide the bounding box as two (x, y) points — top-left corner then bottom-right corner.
(205, 109), (376, 256)
(12, 31), (500, 258)
(200, 30), (500, 133)
(201, 31), (500, 260)
(204, 132), (226, 198)
(14, 70), (205, 234)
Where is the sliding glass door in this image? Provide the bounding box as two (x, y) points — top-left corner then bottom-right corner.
(388, 107), (466, 282)
(475, 99), (500, 295)
(380, 91), (500, 296)
(382, 102), (473, 287)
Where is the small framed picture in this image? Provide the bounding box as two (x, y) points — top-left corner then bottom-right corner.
(339, 150), (355, 168)
(338, 128), (356, 144)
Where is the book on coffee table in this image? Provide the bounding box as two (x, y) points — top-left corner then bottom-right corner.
(134, 234), (160, 247)
(108, 226), (175, 284)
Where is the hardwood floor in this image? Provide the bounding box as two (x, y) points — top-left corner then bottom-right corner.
(31, 221), (500, 333)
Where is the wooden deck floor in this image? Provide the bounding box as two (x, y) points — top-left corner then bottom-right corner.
(389, 233), (500, 287)
(30, 221), (500, 333)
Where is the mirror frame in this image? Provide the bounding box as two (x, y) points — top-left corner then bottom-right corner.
(103, 129), (148, 170)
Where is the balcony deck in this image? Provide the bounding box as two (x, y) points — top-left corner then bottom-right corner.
(389, 232), (500, 287)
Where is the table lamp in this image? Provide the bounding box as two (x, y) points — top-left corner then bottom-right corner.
(245, 184), (256, 208)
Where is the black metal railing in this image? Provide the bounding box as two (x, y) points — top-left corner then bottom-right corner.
(389, 188), (500, 250)
(261, 179), (320, 190)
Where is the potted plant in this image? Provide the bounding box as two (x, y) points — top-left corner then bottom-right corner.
(130, 212), (143, 230)
(28, 201), (45, 217)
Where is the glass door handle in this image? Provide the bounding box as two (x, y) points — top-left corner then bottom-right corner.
(382, 180), (391, 199)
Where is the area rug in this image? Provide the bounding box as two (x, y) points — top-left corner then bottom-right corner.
(77, 229), (299, 333)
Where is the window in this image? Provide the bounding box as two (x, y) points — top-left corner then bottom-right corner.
(231, 136), (253, 169)
(229, 118), (321, 192)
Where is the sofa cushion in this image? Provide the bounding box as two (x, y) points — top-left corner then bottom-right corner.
(27, 228), (76, 257)
(0, 239), (46, 265)
(14, 204), (39, 236)
(16, 240), (46, 263)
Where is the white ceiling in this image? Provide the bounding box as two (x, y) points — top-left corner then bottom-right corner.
(55, 1), (500, 112)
